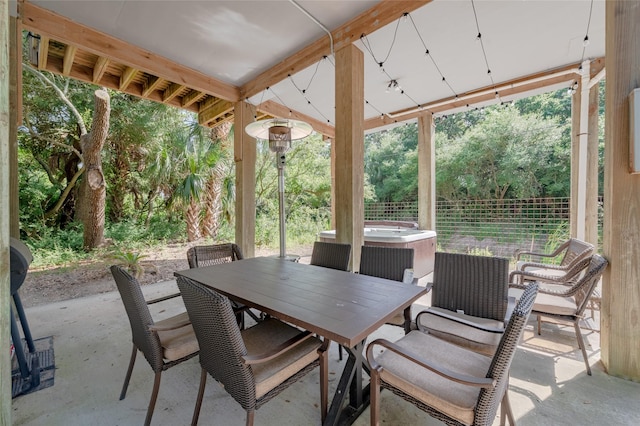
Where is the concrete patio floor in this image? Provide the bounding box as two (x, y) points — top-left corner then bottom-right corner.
(11, 277), (640, 426)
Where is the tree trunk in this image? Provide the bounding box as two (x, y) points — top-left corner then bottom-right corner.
(186, 198), (201, 242)
(79, 89), (110, 250)
(201, 164), (224, 238)
(201, 122), (231, 238)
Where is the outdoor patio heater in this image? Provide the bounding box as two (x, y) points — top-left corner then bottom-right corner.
(245, 118), (313, 259)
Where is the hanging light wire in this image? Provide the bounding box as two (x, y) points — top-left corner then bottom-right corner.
(359, 17), (403, 69)
(288, 57), (324, 94)
(405, 13), (458, 98)
(579, 0), (595, 68)
(287, 56), (333, 124)
(471, 0), (500, 101)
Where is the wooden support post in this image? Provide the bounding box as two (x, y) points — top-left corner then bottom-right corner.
(1, 0), (13, 423)
(233, 101), (256, 258)
(9, 16), (20, 239)
(329, 136), (336, 229)
(334, 44), (364, 271)
(602, 0), (640, 380)
(585, 67), (601, 248)
(417, 113), (436, 231)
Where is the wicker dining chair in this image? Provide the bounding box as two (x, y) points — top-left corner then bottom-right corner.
(511, 238), (594, 284)
(309, 241), (352, 271)
(367, 282), (538, 426)
(359, 245), (415, 331)
(509, 254), (607, 376)
(176, 275), (329, 426)
(110, 265), (199, 426)
(187, 243), (260, 327)
(416, 252), (511, 357)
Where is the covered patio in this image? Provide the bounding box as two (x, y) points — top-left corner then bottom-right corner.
(2, 0), (640, 423)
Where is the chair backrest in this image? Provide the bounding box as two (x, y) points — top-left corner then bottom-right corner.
(110, 265), (163, 371)
(176, 275), (256, 410)
(431, 252), (510, 321)
(310, 241), (352, 271)
(187, 243), (244, 269)
(358, 245), (414, 283)
(562, 254), (608, 316)
(475, 282), (538, 426)
(560, 238), (594, 266)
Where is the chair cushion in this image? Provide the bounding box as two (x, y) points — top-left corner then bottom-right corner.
(509, 287), (577, 316)
(417, 307), (504, 356)
(156, 312), (199, 361)
(242, 319), (322, 399)
(375, 331), (491, 425)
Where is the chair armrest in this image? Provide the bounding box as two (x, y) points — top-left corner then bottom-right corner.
(519, 261), (570, 272)
(366, 338), (496, 388)
(509, 269), (567, 284)
(415, 309), (505, 334)
(146, 292), (182, 305)
(148, 317), (191, 332)
(242, 330), (313, 365)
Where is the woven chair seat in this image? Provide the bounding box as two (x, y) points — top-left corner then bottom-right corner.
(242, 319), (323, 398)
(377, 331), (490, 425)
(510, 287), (577, 316)
(155, 312), (199, 361)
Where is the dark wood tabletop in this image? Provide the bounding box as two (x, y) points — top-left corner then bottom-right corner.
(174, 256), (427, 348)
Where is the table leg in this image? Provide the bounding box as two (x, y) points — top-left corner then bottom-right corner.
(324, 339), (370, 426)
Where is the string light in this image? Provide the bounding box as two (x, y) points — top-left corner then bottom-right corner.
(246, 1), (597, 129)
(471, 0), (500, 103)
(580, 0), (595, 63)
(287, 56), (333, 125)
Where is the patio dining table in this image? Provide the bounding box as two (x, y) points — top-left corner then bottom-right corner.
(174, 256), (427, 426)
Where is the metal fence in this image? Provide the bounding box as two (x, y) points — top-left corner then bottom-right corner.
(365, 198), (577, 257)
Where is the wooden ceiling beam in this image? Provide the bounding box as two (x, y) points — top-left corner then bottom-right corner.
(92, 56), (109, 83)
(199, 100), (234, 125)
(142, 76), (164, 97)
(62, 45), (76, 76)
(258, 100), (335, 139)
(163, 83), (185, 103)
(240, 0), (431, 99)
(119, 66), (138, 91)
(21, 2), (240, 101)
(182, 90), (205, 108)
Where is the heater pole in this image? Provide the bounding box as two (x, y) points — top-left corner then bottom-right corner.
(277, 153), (286, 258)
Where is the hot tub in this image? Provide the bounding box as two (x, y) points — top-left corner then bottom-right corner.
(318, 223), (436, 279)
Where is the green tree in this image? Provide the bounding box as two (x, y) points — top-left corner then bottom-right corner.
(436, 105), (565, 200)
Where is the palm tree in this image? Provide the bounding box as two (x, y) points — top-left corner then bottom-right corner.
(201, 122), (233, 239)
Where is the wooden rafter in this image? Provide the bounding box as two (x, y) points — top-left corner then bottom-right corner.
(119, 66), (138, 91)
(163, 83), (184, 103)
(198, 99), (234, 125)
(62, 44), (76, 76)
(37, 35), (49, 70)
(182, 90), (205, 108)
(240, 0), (432, 99)
(92, 56), (109, 83)
(142, 76), (164, 97)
